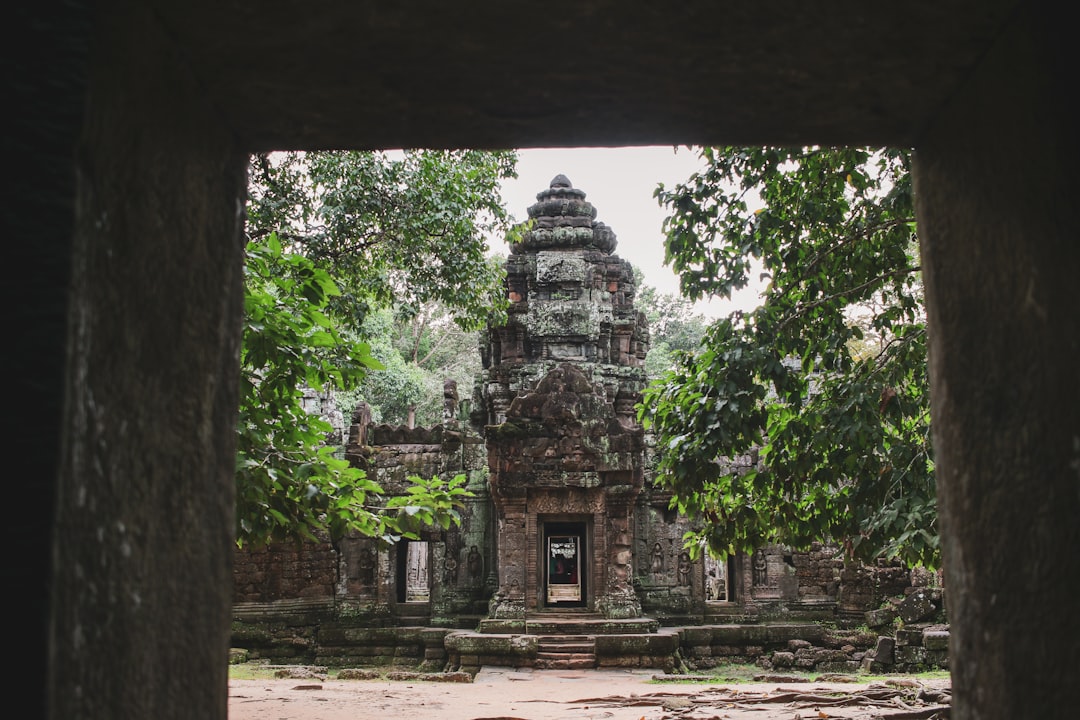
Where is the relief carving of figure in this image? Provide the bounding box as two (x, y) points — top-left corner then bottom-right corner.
(357, 546), (376, 585)
(467, 545), (482, 579)
(677, 551), (691, 586)
(443, 379), (459, 422)
(650, 542), (664, 574)
(752, 552), (768, 586)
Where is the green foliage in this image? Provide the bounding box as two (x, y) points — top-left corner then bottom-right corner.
(236, 148), (515, 546)
(341, 299), (486, 427)
(237, 233), (472, 546)
(640, 146), (935, 567)
(634, 269), (710, 381)
(248, 149), (516, 331)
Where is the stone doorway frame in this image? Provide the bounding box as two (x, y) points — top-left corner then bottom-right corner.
(542, 520), (588, 608)
(394, 539), (432, 605)
(535, 516), (593, 611)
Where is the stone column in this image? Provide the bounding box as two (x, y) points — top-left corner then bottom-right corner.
(597, 497), (642, 619)
(489, 497), (527, 619)
(913, 6), (1077, 717)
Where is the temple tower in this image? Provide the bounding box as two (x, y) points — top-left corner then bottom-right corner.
(476, 175), (650, 620)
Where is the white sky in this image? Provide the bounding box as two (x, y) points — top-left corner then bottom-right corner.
(497, 146), (764, 318)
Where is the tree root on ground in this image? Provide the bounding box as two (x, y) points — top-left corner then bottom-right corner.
(566, 682), (950, 719)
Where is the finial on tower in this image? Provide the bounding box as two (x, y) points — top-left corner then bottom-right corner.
(550, 174), (572, 189)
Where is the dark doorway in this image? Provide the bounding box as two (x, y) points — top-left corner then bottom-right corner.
(395, 540), (430, 603)
(544, 521), (587, 607)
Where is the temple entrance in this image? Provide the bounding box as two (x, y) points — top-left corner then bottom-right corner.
(396, 540), (430, 603)
(704, 552), (733, 602)
(544, 522), (587, 607)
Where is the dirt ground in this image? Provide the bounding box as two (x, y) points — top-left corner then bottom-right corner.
(228, 666), (952, 720)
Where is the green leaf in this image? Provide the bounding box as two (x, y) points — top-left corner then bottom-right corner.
(646, 146), (935, 568)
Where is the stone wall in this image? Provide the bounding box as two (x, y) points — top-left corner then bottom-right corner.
(233, 540), (336, 604)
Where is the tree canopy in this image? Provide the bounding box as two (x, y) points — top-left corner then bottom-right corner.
(633, 269), (710, 382)
(640, 146), (935, 567)
(236, 149), (517, 546)
(337, 295), (489, 428)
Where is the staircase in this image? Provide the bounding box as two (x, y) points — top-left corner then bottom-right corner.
(535, 635), (596, 670)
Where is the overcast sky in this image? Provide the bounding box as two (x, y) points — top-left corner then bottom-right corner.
(497, 146), (763, 318)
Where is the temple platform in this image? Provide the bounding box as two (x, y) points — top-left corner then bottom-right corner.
(478, 611), (660, 636)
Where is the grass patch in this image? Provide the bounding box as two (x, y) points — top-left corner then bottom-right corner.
(227, 662), (434, 682)
(859, 669), (950, 683)
(651, 663), (810, 684)
(228, 662), (282, 681)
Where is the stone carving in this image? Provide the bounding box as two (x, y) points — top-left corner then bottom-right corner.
(444, 552), (459, 584)
(443, 379), (458, 422)
(350, 401), (372, 448)
(467, 545), (482, 579)
(357, 546), (376, 585)
(650, 542), (664, 574)
(705, 555), (727, 601)
(753, 552), (768, 586)
(677, 551), (692, 587)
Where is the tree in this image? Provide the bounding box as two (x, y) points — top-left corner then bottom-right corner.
(633, 269), (710, 381)
(343, 254), (507, 427)
(237, 149), (518, 546)
(248, 149), (517, 331)
(237, 233), (471, 546)
(640, 146), (934, 567)
(336, 301), (484, 428)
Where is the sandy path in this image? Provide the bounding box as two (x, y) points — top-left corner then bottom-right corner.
(229, 666), (950, 720)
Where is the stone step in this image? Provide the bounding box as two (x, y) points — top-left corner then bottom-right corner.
(476, 615), (660, 635)
(537, 651), (596, 661)
(535, 654), (596, 670)
(538, 642), (594, 654)
(525, 617), (659, 636)
(538, 634), (592, 643)
(536, 634), (596, 669)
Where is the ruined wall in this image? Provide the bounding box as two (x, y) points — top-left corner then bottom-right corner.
(234, 399), (494, 614)
(233, 540), (336, 604)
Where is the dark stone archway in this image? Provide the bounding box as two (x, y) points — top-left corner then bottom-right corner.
(11, 2), (1075, 719)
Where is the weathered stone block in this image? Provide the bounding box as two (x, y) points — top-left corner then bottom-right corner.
(865, 606), (898, 628)
(772, 651), (795, 667)
(678, 627), (715, 646)
(926, 650), (949, 668)
(444, 632), (537, 657)
(895, 628), (924, 647)
(895, 646), (928, 665)
(711, 645), (741, 656)
(816, 649), (851, 663)
(922, 630), (949, 650)
(536, 251), (587, 284)
(596, 632), (679, 656)
(874, 635), (896, 665)
(897, 589), (938, 623)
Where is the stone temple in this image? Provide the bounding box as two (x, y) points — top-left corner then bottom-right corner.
(232, 176), (947, 673)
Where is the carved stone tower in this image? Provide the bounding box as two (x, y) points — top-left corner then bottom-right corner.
(476, 175), (649, 620)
